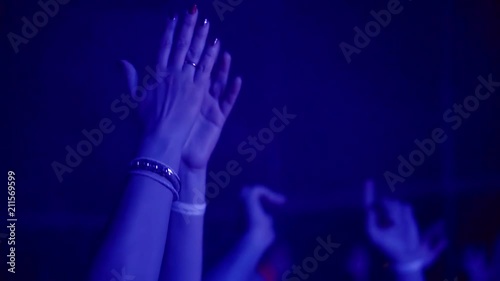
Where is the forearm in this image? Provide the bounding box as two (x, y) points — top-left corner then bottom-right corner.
(90, 140), (180, 281)
(90, 175), (173, 281)
(205, 230), (270, 281)
(159, 167), (206, 281)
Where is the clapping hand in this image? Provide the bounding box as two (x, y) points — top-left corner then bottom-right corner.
(121, 9), (235, 170)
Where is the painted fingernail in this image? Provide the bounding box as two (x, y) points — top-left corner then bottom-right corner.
(201, 18), (208, 26)
(188, 4), (197, 14)
(212, 38), (219, 45)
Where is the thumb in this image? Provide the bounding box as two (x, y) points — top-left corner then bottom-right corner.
(242, 185), (285, 221)
(243, 185), (286, 206)
(258, 188), (286, 206)
(120, 59), (138, 96)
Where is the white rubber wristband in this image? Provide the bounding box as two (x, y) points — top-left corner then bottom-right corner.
(171, 201), (207, 216)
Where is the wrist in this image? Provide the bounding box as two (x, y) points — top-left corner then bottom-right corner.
(178, 165), (207, 203)
(246, 234), (273, 254)
(138, 136), (183, 171)
(247, 226), (275, 249)
(180, 164), (207, 180)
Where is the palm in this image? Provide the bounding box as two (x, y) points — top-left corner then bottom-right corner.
(182, 95), (226, 169)
(181, 53), (242, 170)
(368, 200), (421, 262)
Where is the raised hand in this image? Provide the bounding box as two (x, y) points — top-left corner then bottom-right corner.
(91, 8), (224, 281)
(181, 52), (242, 171)
(204, 185), (285, 281)
(365, 180), (447, 272)
(121, 8), (220, 170)
(241, 185), (286, 247)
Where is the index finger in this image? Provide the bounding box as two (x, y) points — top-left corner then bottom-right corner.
(158, 15), (178, 72)
(242, 185), (286, 206)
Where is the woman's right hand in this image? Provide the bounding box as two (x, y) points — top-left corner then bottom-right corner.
(121, 5), (220, 170)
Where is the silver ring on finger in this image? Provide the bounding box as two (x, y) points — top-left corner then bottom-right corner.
(185, 60), (197, 68)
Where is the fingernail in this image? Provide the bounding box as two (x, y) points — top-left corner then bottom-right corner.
(169, 13), (177, 21)
(212, 37), (219, 46)
(188, 4), (197, 14)
(201, 18), (208, 26)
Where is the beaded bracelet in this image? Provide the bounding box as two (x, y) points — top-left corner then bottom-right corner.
(130, 158), (181, 200)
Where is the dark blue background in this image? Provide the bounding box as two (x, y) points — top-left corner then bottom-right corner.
(2, 0), (500, 280)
